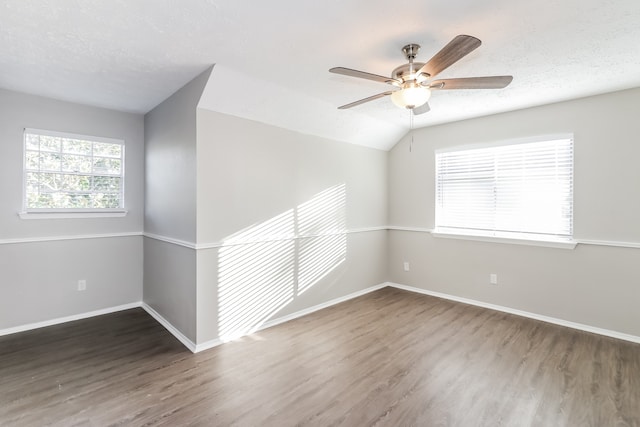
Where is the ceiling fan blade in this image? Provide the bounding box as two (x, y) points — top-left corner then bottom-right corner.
(412, 102), (430, 115)
(330, 67), (402, 86)
(417, 35), (481, 78)
(430, 76), (513, 90)
(337, 91), (394, 109)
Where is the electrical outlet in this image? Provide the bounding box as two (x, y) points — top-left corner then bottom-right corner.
(77, 279), (87, 291)
(490, 274), (498, 285)
(403, 261), (410, 272)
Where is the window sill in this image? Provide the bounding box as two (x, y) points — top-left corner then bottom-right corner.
(430, 230), (577, 249)
(18, 211), (128, 220)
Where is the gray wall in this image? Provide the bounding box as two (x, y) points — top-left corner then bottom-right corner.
(143, 68), (212, 342)
(195, 112), (388, 242)
(144, 64), (389, 345)
(1, 237), (142, 328)
(388, 88), (640, 336)
(7, 73), (636, 347)
(0, 89), (144, 330)
(195, 110), (388, 343)
(144, 69), (212, 243)
(143, 238), (197, 340)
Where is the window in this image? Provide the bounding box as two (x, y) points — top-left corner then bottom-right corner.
(23, 128), (125, 214)
(435, 136), (573, 242)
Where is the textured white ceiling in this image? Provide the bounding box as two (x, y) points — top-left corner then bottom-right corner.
(1, 0), (640, 150)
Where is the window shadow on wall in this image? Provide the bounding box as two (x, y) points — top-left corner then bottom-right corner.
(217, 184), (347, 341)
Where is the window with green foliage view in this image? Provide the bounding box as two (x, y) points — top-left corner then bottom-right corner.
(23, 129), (125, 211)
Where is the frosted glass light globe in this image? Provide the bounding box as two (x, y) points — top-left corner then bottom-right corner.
(391, 85), (431, 109)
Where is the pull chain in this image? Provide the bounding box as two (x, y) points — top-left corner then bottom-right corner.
(409, 109), (414, 152)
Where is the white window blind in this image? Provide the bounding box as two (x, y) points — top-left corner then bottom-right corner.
(435, 137), (573, 240)
(23, 128), (125, 212)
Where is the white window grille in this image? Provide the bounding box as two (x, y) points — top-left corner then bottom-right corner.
(23, 128), (125, 212)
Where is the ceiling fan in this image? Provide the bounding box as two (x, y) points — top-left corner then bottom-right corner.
(329, 35), (513, 115)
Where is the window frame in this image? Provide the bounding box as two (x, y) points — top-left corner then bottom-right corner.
(20, 128), (127, 219)
(433, 134), (575, 248)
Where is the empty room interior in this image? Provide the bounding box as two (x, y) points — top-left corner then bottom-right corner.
(1, 1), (640, 426)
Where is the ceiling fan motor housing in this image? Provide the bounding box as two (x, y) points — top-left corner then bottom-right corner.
(392, 62), (428, 81)
(393, 44), (430, 83)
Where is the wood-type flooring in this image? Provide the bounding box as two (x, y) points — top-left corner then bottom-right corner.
(1, 287), (639, 426)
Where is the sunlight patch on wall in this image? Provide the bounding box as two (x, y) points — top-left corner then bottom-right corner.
(297, 184), (347, 294)
(223, 209), (296, 244)
(218, 210), (295, 341)
(218, 239), (295, 341)
(217, 184), (347, 341)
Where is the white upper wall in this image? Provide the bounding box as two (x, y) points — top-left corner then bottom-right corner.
(195, 110), (388, 244)
(144, 68), (212, 243)
(389, 87), (640, 243)
(0, 88), (144, 239)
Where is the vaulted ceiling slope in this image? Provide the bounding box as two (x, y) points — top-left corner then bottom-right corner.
(1, 1), (639, 150)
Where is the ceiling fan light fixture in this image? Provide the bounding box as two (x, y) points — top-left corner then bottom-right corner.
(330, 35), (512, 112)
(391, 84), (431, 109)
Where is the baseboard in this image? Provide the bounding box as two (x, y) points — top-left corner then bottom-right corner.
(193, 337), (224, 353)
(387, 282), (640, 345)
(0, 302), (142, 338)
(140, 303), (198, 353)
(0, 283), (387, 353)
(0, 299), (201, 354)
(193, 283), (388, 353)
(8, 282), (636, 354)
(258, 283), (388, 332)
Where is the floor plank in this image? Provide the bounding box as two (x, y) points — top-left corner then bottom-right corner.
(1, 287), (639, 426)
